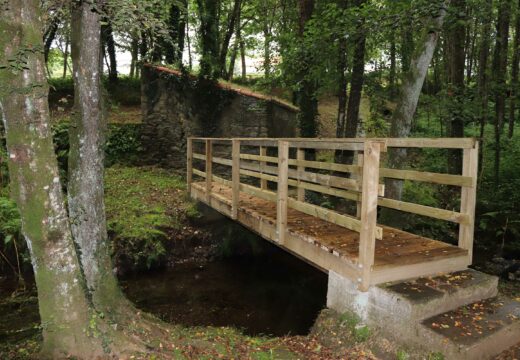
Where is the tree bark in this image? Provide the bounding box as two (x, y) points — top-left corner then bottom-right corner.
(335, 0), (367, 165)
(477, 0), (493, 171)
(297, 0), (318, 139)
(43, 16), (59, 65)
(0, 1), (105, 357)
(445, 0), (466, 174)
(62, 33), (69, 79)
(197, 0), (220, 78)
(384, 2), (447, 203)
(389, 30), (397, 97)
(165, 0), (187, 66)
(101, 21), (118, 83)
(219, 0), (241, 77)
(492, 0), (511, 185)
(509, 0), (520, 138)
(130, 37), (138, 78)
(240, 37), (246, 79)
(70, 0), (130, 312)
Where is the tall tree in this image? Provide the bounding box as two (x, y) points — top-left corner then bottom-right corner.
(445, 0), (467, 174)
(344, 0), (367, 140)
(335, 0), (349, 140)
(101, 20), (118, 83)
(297, 0), (318, 138)
(477, 0), (493, 169)
(219, 0), (241, 77)
(384, 1), (447, 203)
(197, 0), (220, 78)
(165, 0), (187, 66)
(492, 0), (511, 185)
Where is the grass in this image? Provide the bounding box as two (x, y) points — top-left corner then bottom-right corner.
(104, 166), (199, 270)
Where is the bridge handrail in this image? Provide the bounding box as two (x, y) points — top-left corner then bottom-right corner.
(187, 137), (478, 290)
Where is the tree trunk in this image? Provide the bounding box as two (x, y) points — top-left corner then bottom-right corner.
(102, 21), (118, 83)
(477, 0), (493, 171)
(130, 37), (138, 78)
(263, 25), (271, 79)
(345, 0), (367, 140)
(0, 1), (105, 357)
(197, 0), (220, 78)
(187, 19), (193, 70)
(43, 16), (59, 65)
(70, 0), (129, 312)
(445, 0), (466, 174)
(240, 38), (246, 79)
(509, 0), (520, 138)
(492, 0), (511, 185)
(165, 0), (187, 66)
(384, 2), (447, 203)
(62, 34), (69, 79)
(219, 0), (241, 77)
(389, 30), (397, 97)
(335, 0), (367, 165)
(297, 0), (318, 139)
(227, 39), (238, 80)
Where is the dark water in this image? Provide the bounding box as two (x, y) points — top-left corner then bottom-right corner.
(121, 247), (327, 337)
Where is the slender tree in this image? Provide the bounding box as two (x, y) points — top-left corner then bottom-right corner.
(492, 0), (511, 185)
(445, 0), (467, 174)
(384, 1), (447, 204)
(297, 0), (318, 138)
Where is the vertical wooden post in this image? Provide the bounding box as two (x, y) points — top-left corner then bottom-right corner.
(187, 138), (193, 194)
(297, 148), (305, 202)
(459, 141), (479, 264)
(277, 141), (289, 245)
(260, 146), (268, 190)
(205, 139), (212, 202)
(232, 139), (241, 219)
(355, 152), (364, 218)
(358, 141), (381, 291)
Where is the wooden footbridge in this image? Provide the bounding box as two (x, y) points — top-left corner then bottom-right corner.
(187, 137), (478, 291)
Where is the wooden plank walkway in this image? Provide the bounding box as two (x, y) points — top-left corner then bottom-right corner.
(188, 137), (478, 290)
(191, 181), (469, 286)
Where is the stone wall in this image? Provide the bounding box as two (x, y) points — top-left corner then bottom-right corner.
(141, 65), (299, 168)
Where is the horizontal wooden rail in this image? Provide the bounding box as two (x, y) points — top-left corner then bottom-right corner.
(193, 168), (468, 225)
(379, 168), (474, 187)
(190, 137), (477, 149)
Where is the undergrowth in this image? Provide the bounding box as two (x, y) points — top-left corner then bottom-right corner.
(105, 166), (199, 271)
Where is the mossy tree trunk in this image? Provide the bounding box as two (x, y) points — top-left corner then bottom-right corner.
(69, 0), (129, 313)
(0, 1), (105, 357)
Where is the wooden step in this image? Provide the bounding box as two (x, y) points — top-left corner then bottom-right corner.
(419, 296), (520, 360)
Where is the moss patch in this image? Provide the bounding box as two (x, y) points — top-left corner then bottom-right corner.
(105, 166), (200, 271)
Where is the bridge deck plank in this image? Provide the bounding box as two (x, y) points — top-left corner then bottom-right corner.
(192, 181), (467, 274)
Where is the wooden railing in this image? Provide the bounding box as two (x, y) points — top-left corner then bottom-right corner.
(187, 137), (478, 290)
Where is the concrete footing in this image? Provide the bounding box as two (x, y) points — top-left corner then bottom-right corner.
(326, 269), (520, 359)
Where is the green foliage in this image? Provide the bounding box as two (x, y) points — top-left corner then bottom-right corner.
(104, 124), (144, 166)
(396, 349), (410, 360)
(338, 311), (370, 343)
(0, 197), (21, 245)
(428, 352), (445, 360)
(105, 166), (198, 270)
